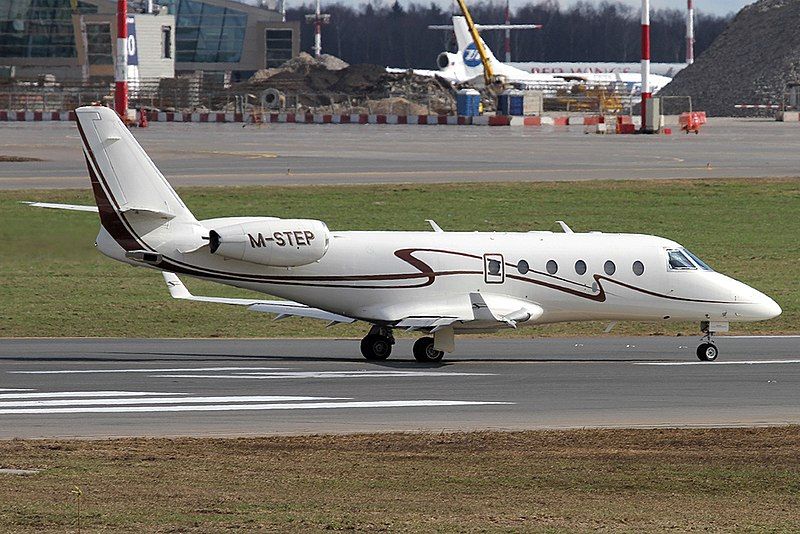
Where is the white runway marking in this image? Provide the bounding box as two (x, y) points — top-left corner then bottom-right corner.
(0, 391), (187, 399)
(152, 370), (495, 380)
(635, 359), (800, 366)
(0, 400), (512, 415)
(9, 367), (289, 374)
(0, 395), (346, 408)
(0, 388), (34, 392)
(725, 335), (800, 339)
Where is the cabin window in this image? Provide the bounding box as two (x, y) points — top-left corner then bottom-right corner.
(604, 260), (616, 275)
(667, 249), (695, 270)
(546, 260), (558, 275)
(517, 260), (529, 274)
(575, 260), (586, 275)
(632, 260), (645, 276)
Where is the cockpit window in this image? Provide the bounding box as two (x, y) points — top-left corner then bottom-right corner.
(683, 249), (713, 271)
(667, 249), (695, 270)
(667, 248), (714, 271)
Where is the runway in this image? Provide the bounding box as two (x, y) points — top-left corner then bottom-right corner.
(1, 336), (798, 439)
(1, 118), (799, 189)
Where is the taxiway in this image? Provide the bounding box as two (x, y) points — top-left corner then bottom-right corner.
(1, 119), (798, 189)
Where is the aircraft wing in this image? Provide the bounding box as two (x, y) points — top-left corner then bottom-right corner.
(395, 293), (544, 331)
(162, 272), (356, 324)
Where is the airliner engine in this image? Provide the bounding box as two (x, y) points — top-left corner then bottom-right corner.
(208, 218), (331, 267)
(437, 52), (457, 70)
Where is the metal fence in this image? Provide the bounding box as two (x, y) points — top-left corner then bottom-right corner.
(0, 78), (671, 117)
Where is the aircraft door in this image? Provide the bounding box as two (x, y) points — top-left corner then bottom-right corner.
(484, 253), (505, 284)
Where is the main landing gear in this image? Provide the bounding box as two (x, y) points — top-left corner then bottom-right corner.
(413, 337), (445, 363)
(360, 326), (394, 361)
(359, 327), (446, 363)
(696, 321), (719, 362)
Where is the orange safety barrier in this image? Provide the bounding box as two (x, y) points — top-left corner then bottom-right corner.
(679, 111), (707, 134)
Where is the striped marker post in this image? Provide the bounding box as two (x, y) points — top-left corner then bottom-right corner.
(114, 0), (128, 119)
(686, 0), (695, 64)
(640, 0), (651, 132)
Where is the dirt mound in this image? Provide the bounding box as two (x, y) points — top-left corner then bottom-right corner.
(239, 59), (455, 114)
(280, 52), (349, 72)
(367, 97), (429, 115)
(659, 0), (800, 116)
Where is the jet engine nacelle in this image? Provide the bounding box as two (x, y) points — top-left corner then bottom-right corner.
(437, 52), (456, 70)
(208, 218), (331, 267)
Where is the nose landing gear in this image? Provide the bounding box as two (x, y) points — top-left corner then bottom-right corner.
(696, 341), (718, 361)
(696, 321), (721, 361)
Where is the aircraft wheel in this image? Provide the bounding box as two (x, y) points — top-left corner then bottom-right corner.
(696, 342), (718, 362)
(361, 335), (392, 361)
(413, 337), (444, 363)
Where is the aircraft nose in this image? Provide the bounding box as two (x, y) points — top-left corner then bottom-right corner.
(752, 291), (782, 321)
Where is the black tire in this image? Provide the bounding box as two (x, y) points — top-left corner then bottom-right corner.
(413, 337), (444, 363)
(696, 342), (718, 362)
(360, 335), (392, 361)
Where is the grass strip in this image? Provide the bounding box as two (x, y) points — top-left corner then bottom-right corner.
(0, 178), (797, 338)
(1, 427), (799, 532)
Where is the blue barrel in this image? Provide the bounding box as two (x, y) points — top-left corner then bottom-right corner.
(497, 90), (524, 116)
(456, 89), (481, 116)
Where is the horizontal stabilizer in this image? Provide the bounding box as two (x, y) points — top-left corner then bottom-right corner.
(120, 206), (176, 220)
(23, 201), (174, 220)
(162, 272), (356, 324)
(22, 201), (99, 213)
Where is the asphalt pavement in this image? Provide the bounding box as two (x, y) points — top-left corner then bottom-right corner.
(1, 336), (798, 439)
(1, 118), (798, 189)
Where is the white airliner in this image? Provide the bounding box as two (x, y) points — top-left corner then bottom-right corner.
(511, 62), (686, 78)
(395, 17), (673, 95)
(29, 106), (781, 363)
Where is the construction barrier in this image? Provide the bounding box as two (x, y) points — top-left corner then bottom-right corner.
(0, 109), (621, 128)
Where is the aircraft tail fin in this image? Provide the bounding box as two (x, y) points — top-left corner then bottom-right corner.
(75, 106), (196, 227)
(451, 15), (500, 75)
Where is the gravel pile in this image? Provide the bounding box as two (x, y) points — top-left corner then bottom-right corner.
(659, 0), (800, 116)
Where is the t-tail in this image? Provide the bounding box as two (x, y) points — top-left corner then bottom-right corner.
(75, 105), (203, 264)
(449, 15), (500, 80)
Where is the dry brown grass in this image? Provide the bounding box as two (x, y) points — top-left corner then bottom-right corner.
(1, 427), (799, 532)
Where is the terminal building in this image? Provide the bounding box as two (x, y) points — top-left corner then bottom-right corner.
(0, 0), (299, 81)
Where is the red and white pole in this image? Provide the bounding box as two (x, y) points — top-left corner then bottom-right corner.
(114, 0), (128, 119)
(504, 0), (511, 62)
(640, 0), (651, 132)
(313, 0), (322, 57)
(686, 0), (695, 64)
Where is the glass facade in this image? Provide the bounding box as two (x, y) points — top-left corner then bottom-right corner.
(265, 28), (291, 67)
(86, 22), (111, 64)
(173, 0), (246, 63)
(0, 0), (97, 59)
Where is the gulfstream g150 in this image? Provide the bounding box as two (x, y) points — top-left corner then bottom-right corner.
(29, 106), (781, 363)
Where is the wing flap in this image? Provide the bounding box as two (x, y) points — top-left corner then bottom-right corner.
(393, 293), (544, 331)
(395, 316), (461, 329)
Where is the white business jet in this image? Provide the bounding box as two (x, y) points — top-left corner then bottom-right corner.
(29, 106), (781, 363)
